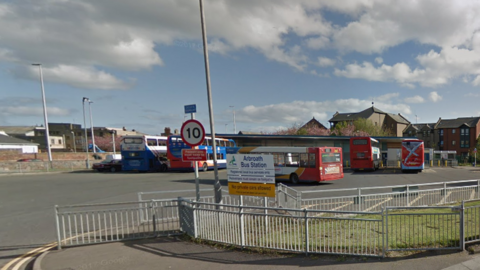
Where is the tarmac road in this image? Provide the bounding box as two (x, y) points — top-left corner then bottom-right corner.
(1, 166), (479, 269)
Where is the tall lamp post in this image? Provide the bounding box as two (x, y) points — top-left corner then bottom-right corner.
(88, 100), (96, 153)
(199, 0), (221, 204)
(82, 97), (90, 168)
(32, 63), (52, 162)
(229, 105), (236, 134)
(71, 131), (77, 153)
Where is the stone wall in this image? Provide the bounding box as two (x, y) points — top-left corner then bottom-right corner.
(0, 150), (114, 161)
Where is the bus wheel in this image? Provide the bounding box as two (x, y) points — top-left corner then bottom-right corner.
(160, 164), (168, 172)
(289, 174), (299, 184)
(202, 163), (208, 172)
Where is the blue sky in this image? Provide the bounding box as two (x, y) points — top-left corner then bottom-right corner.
(1, 0), (480, 135)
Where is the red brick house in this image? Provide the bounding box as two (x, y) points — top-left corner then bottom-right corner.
(435, 117), (480, 158)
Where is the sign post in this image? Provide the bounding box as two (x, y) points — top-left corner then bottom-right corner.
(226, 154), (275, 198)
(182, 105), (205, 201)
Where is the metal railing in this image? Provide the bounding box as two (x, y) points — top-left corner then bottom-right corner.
(55, 200), (181, 249)
(385, 206), (462, 252)
(55, 197), (480, 257)
(181, 200), (384, 256)
(289, 179), (480, 212)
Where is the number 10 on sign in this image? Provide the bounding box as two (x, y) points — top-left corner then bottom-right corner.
(181, 119), (205, 147)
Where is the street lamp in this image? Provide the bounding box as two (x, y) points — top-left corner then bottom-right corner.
(229, 105), (236, 134)
(82, 97), (90, 168)
(71, 131), (76, 153)
(32, 63), (52, 162)
(110, 130), (116, 155)
(88, 100), (96, 153)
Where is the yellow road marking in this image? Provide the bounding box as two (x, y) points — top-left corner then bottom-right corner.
(1, 242), (56, 270)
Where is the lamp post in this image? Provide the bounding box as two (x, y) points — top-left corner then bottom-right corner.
(199, 0), (221, 204)
(82, 97), (90, 168)
(88, 100), (96, 153)
(32, 63), (52, 162)
(111, 130), (116, 155)
(229, 105), (236, 134)
(71, 131), (77, 153)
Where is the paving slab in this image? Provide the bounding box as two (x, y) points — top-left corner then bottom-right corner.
(36, 237), (480, 270)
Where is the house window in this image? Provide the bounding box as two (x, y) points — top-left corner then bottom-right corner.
(58, 139), (62, 144)
(440, 141), (444, 146)
(439, 129), (444, 136)
(452, 129), (456, 134)
(408, 131), (412, 135)
(51, 139), (55, 144)
(452, 141), (456, 146)
(460, 128), (470, 148)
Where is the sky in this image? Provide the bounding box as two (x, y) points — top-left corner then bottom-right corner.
(1, 0), (480, 135)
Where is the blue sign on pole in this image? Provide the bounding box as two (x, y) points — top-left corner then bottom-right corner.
(184, 104), (196, 114)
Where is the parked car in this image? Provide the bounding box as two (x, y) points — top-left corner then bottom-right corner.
(92, 160), (122, 172)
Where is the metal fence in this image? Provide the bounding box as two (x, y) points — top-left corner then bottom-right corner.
(55, 200), (182, 249)
(180, 200), (384, 256)
(278, 179), (480, 213)
(55, 198), (480, 257)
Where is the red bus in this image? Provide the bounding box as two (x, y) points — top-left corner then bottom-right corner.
(237, 146), (343, 184)
(350, 137), (380, 171)
(166, 135), (236, 171)
(401, 139), (424, 172)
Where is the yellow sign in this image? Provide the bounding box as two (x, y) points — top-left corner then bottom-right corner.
(228, 182), (276, 198)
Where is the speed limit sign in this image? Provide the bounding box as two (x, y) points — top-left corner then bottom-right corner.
(181, 119), (205, 147)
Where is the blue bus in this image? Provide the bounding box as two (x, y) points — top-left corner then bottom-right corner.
(121, 135), (168, 172)
(166, 135), (236, 171)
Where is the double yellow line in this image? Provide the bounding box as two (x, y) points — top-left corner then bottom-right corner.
(1, 242), (57, 270)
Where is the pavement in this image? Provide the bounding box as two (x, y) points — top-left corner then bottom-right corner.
(33, 237), (480, 270)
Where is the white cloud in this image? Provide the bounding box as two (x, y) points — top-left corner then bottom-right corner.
(375, 57), (383, 64)
(29, 65), (133, 90)
(317, 57), (336, 67)
(235, 96), (411, 126)
(0, 106), (70, 117)
(429, 91), (443, 102)
(404, 95), (425, 103)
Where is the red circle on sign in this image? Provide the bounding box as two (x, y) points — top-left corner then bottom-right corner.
(181, 120), (205, 147)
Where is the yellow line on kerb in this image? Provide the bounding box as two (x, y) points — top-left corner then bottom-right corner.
(1, 242), (56, 270)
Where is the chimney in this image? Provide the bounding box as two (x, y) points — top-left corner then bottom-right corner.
(122, 126), (126, 131)
(174, 129), (179, 134)
(164, 127), (171, 136)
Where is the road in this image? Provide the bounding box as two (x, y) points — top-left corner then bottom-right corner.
(0, 167), (478, 268)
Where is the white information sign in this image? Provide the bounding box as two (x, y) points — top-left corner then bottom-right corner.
(226, 154), (275, 184)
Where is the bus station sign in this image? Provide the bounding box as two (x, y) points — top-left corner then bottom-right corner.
(182, 149), (207, 161)
(226, 154), (275, 197)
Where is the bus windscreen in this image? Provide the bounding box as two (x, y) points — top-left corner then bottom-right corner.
(322, 153), (341, 163)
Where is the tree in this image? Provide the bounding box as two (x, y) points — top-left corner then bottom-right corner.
(90, 135), (123, 152)
(268, 123), (331, 136)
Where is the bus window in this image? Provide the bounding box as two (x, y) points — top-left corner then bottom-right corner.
(124, 138), (143, 144)
(206, 139), (212, 146)
(352, 139), (368, 145)
(147, 139), (157, 146)
(202, 139), (208, 146)
(322, 153), (341, 163)
(308, 153), (316, 168)
(273, 153), (285, 166)
(300, 153), (308, 167)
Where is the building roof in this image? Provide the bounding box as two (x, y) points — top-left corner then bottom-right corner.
(404, 123), (436, 132)
(0, 134), (39, 145)
(329, 106), (410, 125)
(436, 117), (480, 129)
(0, 126), (37, 135)
(300, 117), (327, 130)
